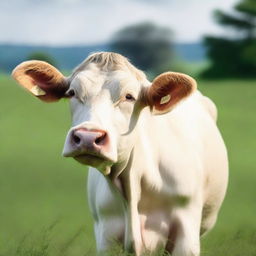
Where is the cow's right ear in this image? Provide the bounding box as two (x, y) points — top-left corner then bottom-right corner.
(140, 72), (197, 115)
(12, 60), (69, 102)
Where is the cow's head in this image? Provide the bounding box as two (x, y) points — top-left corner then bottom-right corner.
(12, 52), (196, 175)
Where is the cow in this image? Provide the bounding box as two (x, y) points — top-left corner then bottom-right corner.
(12, 52), (228, 256)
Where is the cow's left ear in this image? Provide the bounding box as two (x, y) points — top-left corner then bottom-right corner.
(141, 72), (197, 115)
(12, 60), (69, 102)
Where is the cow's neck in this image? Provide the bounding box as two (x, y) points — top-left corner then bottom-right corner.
(108, 115), (152, 254)
(109, 148), (134, 200)
(109, 148), (144, 254)
(109, 107), (154, 196)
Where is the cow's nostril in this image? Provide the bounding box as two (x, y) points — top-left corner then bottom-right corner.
(73, 134), (81, 145)
(95, 132), (107, 145)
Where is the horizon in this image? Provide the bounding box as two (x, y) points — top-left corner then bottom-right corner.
(0, 41), (203, 47)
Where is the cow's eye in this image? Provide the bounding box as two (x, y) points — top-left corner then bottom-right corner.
(125, 94), (135, 101)
(65, 89), (75, 98)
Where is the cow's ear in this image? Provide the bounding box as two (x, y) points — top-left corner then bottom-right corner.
(142, 72), (197, 115)
(12, 60), (69, 102)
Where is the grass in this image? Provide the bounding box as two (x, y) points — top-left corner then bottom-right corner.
(199, 79), (256, 256)
(0, 74), (256, 255)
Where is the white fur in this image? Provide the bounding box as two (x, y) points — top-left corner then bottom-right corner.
(63, 64), (228, 256)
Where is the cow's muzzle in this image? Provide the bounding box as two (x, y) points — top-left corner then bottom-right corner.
(72, 128), (108, 152)
(62, 128), (116, 166)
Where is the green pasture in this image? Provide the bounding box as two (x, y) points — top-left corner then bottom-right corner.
(0, 74), (255, 255)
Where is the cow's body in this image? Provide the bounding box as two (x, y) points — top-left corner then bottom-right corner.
(12, 52), (228, 256)
(88, 91), (228, 255)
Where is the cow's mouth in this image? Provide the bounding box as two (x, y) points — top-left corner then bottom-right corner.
(74, 153), (114, 175)
(74, 152), (115, 166)
(75, 153), (111, 161)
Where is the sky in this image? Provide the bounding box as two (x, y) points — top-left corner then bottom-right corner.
(0, 0), (238, 46)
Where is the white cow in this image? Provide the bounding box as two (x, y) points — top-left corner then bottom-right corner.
(12, 52), (228, 256)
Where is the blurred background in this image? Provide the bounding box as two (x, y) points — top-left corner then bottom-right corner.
(0, 0), (256, 255)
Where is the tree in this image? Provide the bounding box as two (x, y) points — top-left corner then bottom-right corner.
(202, 0), (256, 78)
(27, 51), (57, 67)
(110, 22), (173, 75)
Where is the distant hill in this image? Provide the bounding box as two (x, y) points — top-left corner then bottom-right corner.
(174, 43), (206, 62)
(0, 44), (110, 73)
(0, 43), (206, 73)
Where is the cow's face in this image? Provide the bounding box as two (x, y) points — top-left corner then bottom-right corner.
(62, 63), (147, 174)
(12, 53), (196, 175)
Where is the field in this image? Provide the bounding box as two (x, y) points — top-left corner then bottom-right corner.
(0, 74), (255, 256)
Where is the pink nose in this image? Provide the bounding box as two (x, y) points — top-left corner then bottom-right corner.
(71, 128), (108, 152)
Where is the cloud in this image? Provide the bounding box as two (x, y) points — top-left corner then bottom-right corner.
(0, 0), (237, 46)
